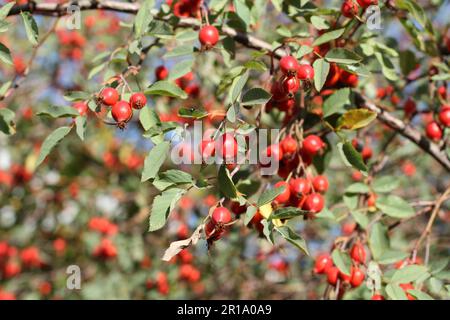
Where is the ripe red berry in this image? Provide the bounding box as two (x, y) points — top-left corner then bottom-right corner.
(339, 269), (352, 283)
(200, 139), (216, 159)
(289, 178), (311, 196)
(266, 144), (284, 162)
(100, 87), (119, 106)
(281, 76), (300, 94)
(341, 0), (359, 18)
(326, 266), (339, 285)
(350, 267), (365, 287)
(280, 136), (298, 156)
(313, 253), (332, 274)
(350, 242), (366, 264)
(404, 98), (416, 116)
(302, 193), (324, 213)
(302, 135), (325, 156)
(357, 0), (378, 8)
(217, 133), (238, 160)
(205, 221), (224, 241)
(297, 64), (314, 80)
(361, 146), (373, 162)
(425, 121), (443, 141)
(279, 55), (299, 75)
(371, 294), (385, 300)
(73, 101), (88, 116)
(312, 175), (329, 193)
(367, 193), (377, 207)
(199, 25), (219, 47)
(211, 207), (232, 225)
(111, 101), (133, 125)
(155, 65), (169, 80)
(274, 181), (291, 204)
(399, 283), (416, 300)
(129, 92), (147, 110)
(437, 86), (447, 99)
(438, 106), (450, 127)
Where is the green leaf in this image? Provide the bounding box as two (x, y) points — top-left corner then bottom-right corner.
(409, 290), (434, 300)
(36, 126), (72, 167)
(323, 88), (351, 117)
(148, 188), (185, 232)
(157, 169), (193, 186)
(139, 107), (160, 131)
(351, 211), (369, 229)
(374, 52), (398, 81)
(429, 258), (449, 275)
(325, 48), (362, 64)
(75, 116), (86, 141)
(331, 249), (352, 276)
(145, 81), (188, 99)
(296, 45), (313, 58)
(269, 207), (306, 220)
(37, 105), (79, 118)
(339, 141), (368, 173)
(88, 62), (107, 80)
(230, 70), (249, 102)
(178, 108), (208, 119)
(386, 283), (408, 300)
(21, 12), (39, 46)
(134, 0), (154, 37)
(168, 59), (194, 80)
(0, 2), (15, 20)
(241, 88), (272, 106)
(337, 109), (377, 130)
(0, 42), (12, 65)
(233, 0), (251, 30)
(345, 182), (369, 194)
(312, 28), (345, 47)
(313, 59), (330, 92)
(369, 222), (389, 260)
(163, 45), (194, 58)
(0, 81), (11, 97)
(218, 165), (238, 199)
(0, 108), (15, 135)
(63, 91), (91, 102)
(276, 226), (309, 255)
(257, 185), (285, 207)
(378, 250), (409, 265)
(261, 219), (274, 244)
(141, 141), (170, 182)
(310, 16), (329, 30)
(372, 176), (400, 193)
(391, 265), (430, 284)
(244, 206), (257, 225)
(376, 195), (415, 219)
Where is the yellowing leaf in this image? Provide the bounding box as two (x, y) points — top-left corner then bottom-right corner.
(337, 109), (376, 130)
(259, 203), (285, 227)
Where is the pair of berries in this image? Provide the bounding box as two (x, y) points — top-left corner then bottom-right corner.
(99, 87), (147, 128)
(200, 133), (238, 161)
(279, 55), (314, 80)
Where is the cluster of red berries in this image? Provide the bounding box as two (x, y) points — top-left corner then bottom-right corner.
(93, 238), (117, 260)
(325, 63), (358, 89)
(56, 30), (86, 61)
(0, 243), (46, 281)
(97, 87), (147, 128)
(0, 164), (33, 188)
(88, 217), (119, 236)
(146, 271), (170, 296)
(266, 55), (314, 115)
(425, 104), (449, 141)
(199, 132), (238, 164)
(89, 217), (119, 260)
(314, 242), (366, 290)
